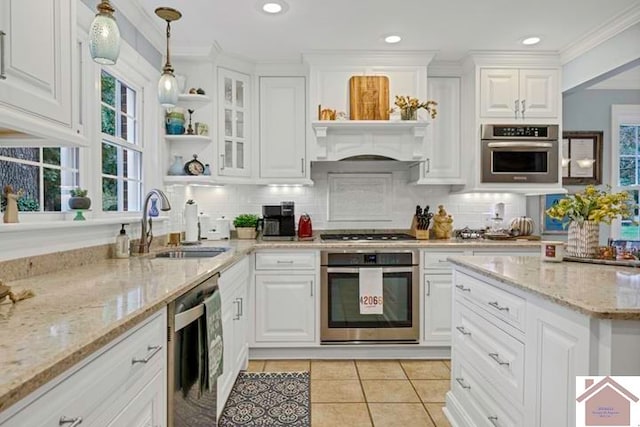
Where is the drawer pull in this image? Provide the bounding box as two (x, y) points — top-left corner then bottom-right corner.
(59, 416), (83, 427)
(437, 259), (448, 263)
(277, 260), (294, 264)
(488, 352), (510, 367)
(455, 377), (471, 390)
(455, 326), (471, 336)
(488, 415), (499, 426)
(455, 284), (471, 292)
(132, 345), (162, 365)
(488, 301), (509, 312)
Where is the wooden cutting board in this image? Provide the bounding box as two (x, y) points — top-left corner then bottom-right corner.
(349, 76), (389, 120)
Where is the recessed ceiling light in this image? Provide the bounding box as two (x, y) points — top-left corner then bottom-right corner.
(259, 1), (288, 14)
(522, 36), (541, 46)
(384, 35), (402, 44)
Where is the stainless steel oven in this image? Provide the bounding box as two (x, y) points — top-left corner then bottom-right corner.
(481, 124), (559, 183)
(320, 250), (419, 343)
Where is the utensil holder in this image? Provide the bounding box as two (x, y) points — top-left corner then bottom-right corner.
(409, 215), (430, 240)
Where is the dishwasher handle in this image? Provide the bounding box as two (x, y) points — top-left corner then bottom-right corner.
(174, 303), (205, 332)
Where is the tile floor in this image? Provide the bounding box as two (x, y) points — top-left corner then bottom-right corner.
(246, 359), (452, 427)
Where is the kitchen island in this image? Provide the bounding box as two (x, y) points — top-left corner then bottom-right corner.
(445, 255), (640, 427)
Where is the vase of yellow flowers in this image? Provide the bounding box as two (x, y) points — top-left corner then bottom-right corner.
(545, 185), (633, 258)
(394, 96), (437, 121)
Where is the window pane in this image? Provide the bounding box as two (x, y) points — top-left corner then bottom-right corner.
(0, 160), (40, 212)
(123, 179), (142, 211)
(43, 167), (61, 211)
(619, 125), (636, 155)
(102, 142), (118, 175)
(0, 147), (39, 162)
(225, 141), (233, 167)
(619, 157), (636, 186)
(43, 148), (60, 166)
(122, 148), (141, 179)
(101, 71), (116, 107)
(224, 78), (232, 104)
(120, 113), (136, 143)
(120, 83), (135, 115)
(101, 105), (116, 136)
(102, 177), (118, 211)
(225, 109), (232, 137)
(237, 142), (244, 169)
(237, 111), (244, 138)
(236, 80), (244, 107)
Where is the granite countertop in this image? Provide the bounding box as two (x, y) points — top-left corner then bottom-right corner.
(448, 256), (640, 320)
(0, 237), (539, 413)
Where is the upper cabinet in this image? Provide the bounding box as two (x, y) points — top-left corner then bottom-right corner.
(259, 76), (307, 179)
(0, 0), (82, 145)
(479, 68), (558, 119)
(218, 68), (251, 177)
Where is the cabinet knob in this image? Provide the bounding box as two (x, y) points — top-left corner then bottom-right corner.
(488, 415), (499, 426)
(59, 416), (83, 427)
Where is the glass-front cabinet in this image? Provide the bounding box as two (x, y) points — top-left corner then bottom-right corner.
(218, 68), (250, 177)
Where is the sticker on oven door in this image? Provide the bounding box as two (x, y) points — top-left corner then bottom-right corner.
(359, 268), (384, 315)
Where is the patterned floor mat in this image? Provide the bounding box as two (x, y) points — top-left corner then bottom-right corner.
(218, 372), (311, 426)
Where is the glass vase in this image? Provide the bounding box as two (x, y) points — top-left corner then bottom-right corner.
(148, 198), (159, 217)
(168, 155), (185, 175)
(401, 108), (417, 120)
(566, 220), (599, 258)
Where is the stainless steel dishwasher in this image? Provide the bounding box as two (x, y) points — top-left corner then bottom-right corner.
(167, 272), (220, 427)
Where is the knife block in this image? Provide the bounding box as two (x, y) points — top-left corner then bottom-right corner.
(409, 215), (430, 240)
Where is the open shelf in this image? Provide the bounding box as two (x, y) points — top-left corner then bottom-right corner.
(176, 94), (212, 108)
(164, 134), (212, 143)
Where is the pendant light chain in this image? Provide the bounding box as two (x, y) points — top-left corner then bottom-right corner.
(163, 19), (174, 75)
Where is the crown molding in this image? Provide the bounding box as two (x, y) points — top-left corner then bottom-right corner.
(428, 61), (464, 77)
(467, 50), (561, 67)
(560, 3), (640, 64)
(302, 50), (438, 67)
(111, 0), (165, 53)
(173, 42), (222, 61)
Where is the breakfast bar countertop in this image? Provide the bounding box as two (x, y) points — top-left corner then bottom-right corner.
(448, 255), (640, 320)
(0, 237), (540, 414)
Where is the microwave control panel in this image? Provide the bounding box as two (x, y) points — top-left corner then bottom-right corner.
(492, 126), (548, 138)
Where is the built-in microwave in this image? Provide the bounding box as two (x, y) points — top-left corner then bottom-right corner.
(481, 124), (559, 184)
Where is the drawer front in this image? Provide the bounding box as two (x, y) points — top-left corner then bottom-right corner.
(1, 311), (166, 427)
(453, 300), (524, 404)
(255, 251), (316, 270)
(454, 272), (525, 331)
(423, 250), (466, 272)
(452, 357), (523, 427)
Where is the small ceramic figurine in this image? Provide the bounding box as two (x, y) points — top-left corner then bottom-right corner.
(433, 204), (454, 239)
(3, 185), (23, 224)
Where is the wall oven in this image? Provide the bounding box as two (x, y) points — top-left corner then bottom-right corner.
(481, 124), (559, 183)
(320, 250), (419, 343)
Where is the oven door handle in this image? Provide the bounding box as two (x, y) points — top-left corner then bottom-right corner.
(487, 142), (553, 149)
(324, 267), (415, 273)
(174, 304), (205, 332)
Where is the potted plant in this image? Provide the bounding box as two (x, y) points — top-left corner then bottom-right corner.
(233, 214), (259, 239)
(545, 185), (633, 258)
(68, 187), (91, 210)
(394, 95), (438, 120)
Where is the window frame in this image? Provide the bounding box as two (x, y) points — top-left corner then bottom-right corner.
(610, 104), (640, 239)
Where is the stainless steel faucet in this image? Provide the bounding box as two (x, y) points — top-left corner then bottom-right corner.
(138, 189), (172, 253)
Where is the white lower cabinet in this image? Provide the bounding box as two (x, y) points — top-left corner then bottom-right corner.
(423, 273), (452, 345)
(0, 310), (167, 427)
(218, 256), (250, 415)
(254, 274), (316, 343)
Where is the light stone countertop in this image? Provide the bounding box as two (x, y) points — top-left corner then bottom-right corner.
(448, 256), (640, 320)
(0, 237), (540, 413)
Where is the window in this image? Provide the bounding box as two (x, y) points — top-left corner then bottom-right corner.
(612, 105), (640, 239)
(0, 147), (79, 212)
(100, 70), (142, 212)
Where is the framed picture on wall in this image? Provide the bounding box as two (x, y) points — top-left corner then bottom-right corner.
(540, 193), (569, 235)
(561, 131), (603, 185)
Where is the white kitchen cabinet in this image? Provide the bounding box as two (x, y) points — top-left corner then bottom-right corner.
(259, 76), (307, 179)
(254, 274), (316, 343)
(218, 256), (250, 414)
(423, 274), (452, 345)
(479, 68), (558, 119)
(0, 310), (167, 427)
(409, 76), (463, 184)
(0, 0), (80, 142)
(218, 68), (251, 177)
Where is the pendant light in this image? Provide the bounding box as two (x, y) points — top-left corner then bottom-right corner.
(89, 0), (121, 65)
(156, 7), (182, 108)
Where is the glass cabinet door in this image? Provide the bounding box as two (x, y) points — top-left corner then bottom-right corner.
(218, 69), (250, 177)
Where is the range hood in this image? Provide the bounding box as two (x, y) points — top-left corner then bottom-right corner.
(311, 120), (429, 162)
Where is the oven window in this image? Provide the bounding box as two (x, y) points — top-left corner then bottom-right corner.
(327, 272), (412, 328)
(493, 151), (548, 173)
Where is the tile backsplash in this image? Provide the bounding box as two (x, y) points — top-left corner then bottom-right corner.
(168, 163), (526, 232)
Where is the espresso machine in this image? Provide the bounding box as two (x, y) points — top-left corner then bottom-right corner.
(260, 201), (295, 240)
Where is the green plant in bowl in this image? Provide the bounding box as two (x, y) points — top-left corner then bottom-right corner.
(233, 214), (259, 239)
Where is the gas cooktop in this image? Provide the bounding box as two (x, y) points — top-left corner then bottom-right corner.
(320, 233), (416, 242)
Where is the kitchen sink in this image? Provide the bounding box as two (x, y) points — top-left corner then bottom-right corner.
(155, 247), (229, 259)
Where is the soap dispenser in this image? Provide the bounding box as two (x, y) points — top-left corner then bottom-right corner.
(115, 224), (130, 259)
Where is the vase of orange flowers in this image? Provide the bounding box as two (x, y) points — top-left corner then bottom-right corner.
(394, 96), (437, 121)
(545, 185), (634, 258)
